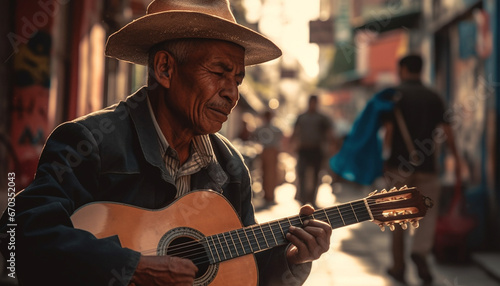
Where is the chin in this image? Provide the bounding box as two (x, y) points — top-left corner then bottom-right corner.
(197, 124), (223, 135)
(208, 126), (223, 134)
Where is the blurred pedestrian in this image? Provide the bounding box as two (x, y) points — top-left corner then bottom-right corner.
(237, 119), (252, 141)
(291, 95), (334, 208)
(383, 54), (461, 285)
(252, 110), (283, 207)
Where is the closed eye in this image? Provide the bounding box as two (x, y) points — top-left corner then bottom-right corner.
(211, 71), (243, 86)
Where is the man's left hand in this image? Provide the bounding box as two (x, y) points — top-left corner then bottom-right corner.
(285, 205), (332, 265)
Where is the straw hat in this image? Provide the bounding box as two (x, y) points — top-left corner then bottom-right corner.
(105, 0), (282, 66)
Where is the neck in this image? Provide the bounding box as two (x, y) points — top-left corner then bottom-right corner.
(202, 198), (372, 264)
(401, 73), (421, 82)
(149, 88), (193, 164)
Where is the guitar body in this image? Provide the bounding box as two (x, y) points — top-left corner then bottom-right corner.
(71, 190), (258, 286)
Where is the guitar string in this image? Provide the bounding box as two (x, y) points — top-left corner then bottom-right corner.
(135, 197), (416, 262)
(157, 203), (414, 267)
(137, 196), (412, 259)
(137, 197), (414, 260)
(138, 200), (373, 256)
(139, 212), (411, 266)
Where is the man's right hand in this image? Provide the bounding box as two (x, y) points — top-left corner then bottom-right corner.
(130, 255), (198, 285)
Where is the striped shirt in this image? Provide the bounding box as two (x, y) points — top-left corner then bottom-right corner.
(147, 98), (216, 198)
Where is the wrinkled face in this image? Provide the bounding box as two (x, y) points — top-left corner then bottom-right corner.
(167, 40), (245, 135)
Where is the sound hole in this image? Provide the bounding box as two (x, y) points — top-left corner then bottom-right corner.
(158, 227), (218, 286)
(167, 236), (209, 278)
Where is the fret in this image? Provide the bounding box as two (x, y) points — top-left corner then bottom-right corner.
(277, 220), (286, 239)
(204, 237), (216, 264)
(250, 227), (261, 250)
(313, 210), (326, 224)
(337, 207), (346, 225)
(246, 227), (261, 251)
(338, 203), (360, 225)
(352, 200), (372, 221)
(210, 235), (221, 262)
(258, 225), (270, 248)
(363, 198), (374, 221)
(350, 202), (359, 222)
(237, 229), (250, 255)
(322, 200), (371, 230)
(267, 222), (278, 246)
(265, 223), (279, 247)
(273, 221), (288, 245)
(216, 234), (227, 260)
(324, 206), (345, 229)
(222, 232), (234, 258)
(311, 211), (326, 222)
(322, 209), (332, 226)
(238, 229), (253, 253)
(285, 216), (299, 233)
(228, 230), (240, 256)
(279, 218), (291, 241)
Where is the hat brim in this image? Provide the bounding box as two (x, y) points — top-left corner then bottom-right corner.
(105, 11), (282, 66)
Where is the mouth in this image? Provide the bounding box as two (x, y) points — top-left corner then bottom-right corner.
(207, 107), (230, 121)
(209, 107), (229, 116)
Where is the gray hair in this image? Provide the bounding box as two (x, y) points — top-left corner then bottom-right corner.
(147, 38), (205, 85)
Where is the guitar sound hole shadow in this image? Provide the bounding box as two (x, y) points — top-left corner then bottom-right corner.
(167, 236), (210, 278)
(158, 227), (219, 285)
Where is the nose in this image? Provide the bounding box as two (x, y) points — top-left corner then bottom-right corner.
(221, 78), (240, 106)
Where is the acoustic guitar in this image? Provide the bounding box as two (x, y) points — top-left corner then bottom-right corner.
(71, 186), (432, 285)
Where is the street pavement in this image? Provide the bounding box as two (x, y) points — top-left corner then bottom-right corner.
(253, 182), (500, 286)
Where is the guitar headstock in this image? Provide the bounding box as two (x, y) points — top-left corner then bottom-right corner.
(366, 186), (433, 232)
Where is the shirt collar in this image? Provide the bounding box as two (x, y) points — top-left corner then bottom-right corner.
(146, 96), (216, 167)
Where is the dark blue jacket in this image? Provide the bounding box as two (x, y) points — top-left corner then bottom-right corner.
(0, 87), (310, 285)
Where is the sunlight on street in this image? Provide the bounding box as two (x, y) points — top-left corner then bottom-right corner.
(255, 183), (394, 286)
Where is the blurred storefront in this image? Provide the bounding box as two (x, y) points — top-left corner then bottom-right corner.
(424, 0), (499, 250)
(1, 0), (141, 195)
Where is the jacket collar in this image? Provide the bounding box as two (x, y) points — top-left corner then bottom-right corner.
(126, 86), (173, 183)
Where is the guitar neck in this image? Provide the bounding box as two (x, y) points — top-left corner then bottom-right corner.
(203, 199), (372, 264)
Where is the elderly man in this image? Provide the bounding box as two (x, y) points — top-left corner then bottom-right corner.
(0, 0), (331, 285)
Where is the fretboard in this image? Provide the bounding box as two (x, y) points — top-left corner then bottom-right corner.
(203, 199), (371, 264)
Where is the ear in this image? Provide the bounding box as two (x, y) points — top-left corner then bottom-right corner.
(153, 51), (175, 88)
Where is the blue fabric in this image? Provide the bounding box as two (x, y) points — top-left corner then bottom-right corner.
(330, 88), (396, 185)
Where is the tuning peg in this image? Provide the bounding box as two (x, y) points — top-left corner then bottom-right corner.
(380, 189), (387, 193)
(400, 222), (408, 230)
(369, 190), (378, 196)
(389, 223), (396, 231)
(411, 220), (420, 228)
(378, 223), (386, 232)
(389, 187), (398, 192)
